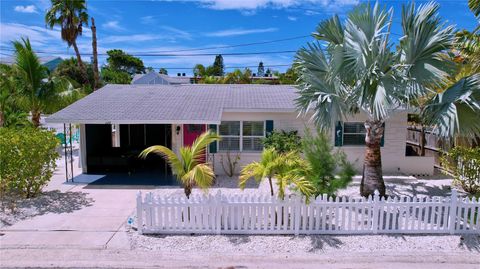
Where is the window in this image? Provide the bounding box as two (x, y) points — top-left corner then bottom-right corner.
(242, 121), (264, 151)
(218, 121), (240, 151)
(217, 121), (265, 152)
(343, 122), (366, 146)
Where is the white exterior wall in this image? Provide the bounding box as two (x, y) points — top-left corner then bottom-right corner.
(210, 111), (434, 176)
(337, 112), (434, 175)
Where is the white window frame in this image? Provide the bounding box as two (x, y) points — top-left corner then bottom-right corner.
(217, 121), (265, 152)
(343, 122), (366, 146)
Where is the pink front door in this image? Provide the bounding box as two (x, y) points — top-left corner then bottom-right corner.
(183, 124), (207, 161)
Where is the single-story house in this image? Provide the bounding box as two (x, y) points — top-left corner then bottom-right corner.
(131, 72), (192, 85)
(46, 84), (434, 184)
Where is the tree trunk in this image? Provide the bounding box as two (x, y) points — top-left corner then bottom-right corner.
(71, 40), (89, 84)
(91, 17), (100, 91)
(184, 184), (192, 199)
(31, 111), (41, 128)
(268, 176), (274, 196)
(360, 120), (386, 197)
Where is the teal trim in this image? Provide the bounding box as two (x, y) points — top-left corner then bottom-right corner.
(334, 121), (343, 146)
(265, 120), (274, 136)
(208, 124), (217, 153)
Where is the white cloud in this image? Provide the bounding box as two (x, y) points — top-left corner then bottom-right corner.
(205, 27), (278, 37)
(141, 16), (156, 25)
(161, 26), (192, 40)
(102, 21), (125, 31)
(199, 0), (358, 10)
(101, 34), (164, 44)
(287, 16), (297, 21)
(14, 5), (38, 13)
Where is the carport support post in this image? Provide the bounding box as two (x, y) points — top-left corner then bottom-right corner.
(63, 123), (68, 182)
(69, 124), (74, 182)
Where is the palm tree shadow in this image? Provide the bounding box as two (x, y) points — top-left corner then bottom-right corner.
(459, 235), (480, 252)
(227, 235), (252, 245)
(306, 235), (343, 252)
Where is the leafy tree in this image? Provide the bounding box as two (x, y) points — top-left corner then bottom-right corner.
(296, 2), (480, 197)
(158, 68), (168, 75)
(105, 49), (145, 75)
(301, 129), (354, 197)
(0, 128), (59, 198)
(54, 58), (96, 93)
(212, 54), (224, 76)
(140, 131), (221, 198)
(12, 38), (78, 127)
(442, 146), (480, 195)
(193, 64), (206, 77)
(101, 68), (132, 84)
(262, 129), (302, 153)
(222, 68), (252, 84)
(45, 0), (89, 83)
(278, 67), (298, 85)
(239, 148), (280, 196)
(257, 61), (265, 77)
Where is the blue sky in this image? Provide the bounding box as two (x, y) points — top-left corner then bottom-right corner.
(0, 0), (478, 75)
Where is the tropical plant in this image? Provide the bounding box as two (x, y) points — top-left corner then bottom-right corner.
(0, 127), (59, 198)
(12, 38), (79, 127)
(220, 151), (240, 178)
(239, 148), (280, 196)
(105, 49), (145, 75)
(0, 63), (18, 127)
(54, 58), (96, 93)
(140, 131), (221, 198)
(222, 68), (252, 84)
(295, 2), (480, 197)
(262, 129), (302, 153)
(100, 67), (132, 84)
(442, 146), (480, 195)
(301, 128), (355, 197)
(45, 0), (89, 82)
(239, 148), (315, 199)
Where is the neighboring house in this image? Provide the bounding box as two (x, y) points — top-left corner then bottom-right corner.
(46, 84), (434, 184)
(131, 71), (192, 85)
(0, 56), (63, 71)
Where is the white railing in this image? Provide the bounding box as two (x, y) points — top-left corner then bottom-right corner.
(136, 190), (480, 235)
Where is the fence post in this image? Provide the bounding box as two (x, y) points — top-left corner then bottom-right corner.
(294, 196), (301, 235)
(215, 191), (222, 235)
(372, 190), (380, 234)
(136, 191), (143, 234)
(448, 189), (458, 235)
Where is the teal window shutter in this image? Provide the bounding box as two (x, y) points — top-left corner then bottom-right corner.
(208, 124), (217, 153)
(265, 120), (274, 136)
(380, 122), (385, 147)
(334, 121), (343, 146)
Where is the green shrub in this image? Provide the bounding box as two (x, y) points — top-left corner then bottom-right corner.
(301, 128), (355, 197)
(442, 146), (480, 195)
(0, 127), (59, 198)
(262, 130), (302, 153)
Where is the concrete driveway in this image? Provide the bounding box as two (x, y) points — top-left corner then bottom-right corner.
(0, 184), (140, 250)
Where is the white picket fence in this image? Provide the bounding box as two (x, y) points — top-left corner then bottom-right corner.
(136, 190), (480, 235)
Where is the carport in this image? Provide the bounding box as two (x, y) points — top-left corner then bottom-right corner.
(45, 84), (223, 186)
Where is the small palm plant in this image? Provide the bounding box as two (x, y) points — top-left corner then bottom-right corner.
(239, 148), (315, 200)
(139, 131), (220, 198)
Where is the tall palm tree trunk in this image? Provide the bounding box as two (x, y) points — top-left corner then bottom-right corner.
(71, 40), (88, 84)
(91, 17), (100, 91)
(360, 120), (386, 197)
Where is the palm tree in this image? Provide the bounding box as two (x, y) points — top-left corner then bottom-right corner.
(295, 2), (480, 197)
(45, 0), (89, 83)
(239, 148), (279, 196)
(140, 131), (221, 198)
(239, 148), (315, 199)
(12, 38), (77, 127)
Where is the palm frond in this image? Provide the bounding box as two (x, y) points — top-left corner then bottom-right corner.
(182, 163), (215, 193)
(190, 130), (221, 163)
(422, 74), (480, 139)
(139, 145), (184, 176)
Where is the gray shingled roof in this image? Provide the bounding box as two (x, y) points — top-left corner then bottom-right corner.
(46, 84), (298, 124)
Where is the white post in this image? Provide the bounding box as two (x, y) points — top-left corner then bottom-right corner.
(448, 189), (458, 235)
(215, 191), (222, 235)
(136, 191), (143, 234)
(372, 190), (380, 234)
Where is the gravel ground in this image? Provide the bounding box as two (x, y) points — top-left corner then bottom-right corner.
(128, 174), (479, 255)
(0, 190), (93, 228)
